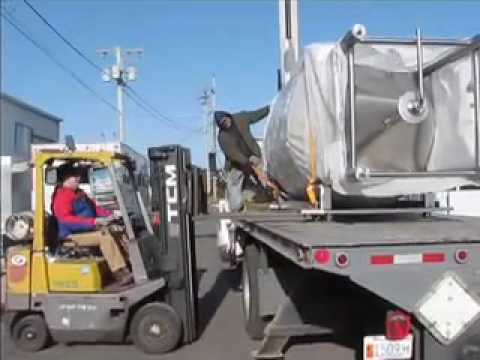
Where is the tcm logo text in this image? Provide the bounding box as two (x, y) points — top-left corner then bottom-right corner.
(165, 164), (178, 223)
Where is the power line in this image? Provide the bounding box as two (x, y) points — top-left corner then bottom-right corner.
(1, 12), (118, 113)
(177, 127), (205, 143)
(123, 87), (178, 130)
(9, 2), (202, 136)
(125, 85), (176, 125)
(125, 85), (201, 132)
(23, 0), (103, 72)
(22, 0), (199, 134)
(22, 1), (151, 137)
(124, 86), (202, 133)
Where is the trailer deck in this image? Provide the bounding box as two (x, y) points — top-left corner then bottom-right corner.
(236, 214), (480, 248)
(233, 212), (480, 360)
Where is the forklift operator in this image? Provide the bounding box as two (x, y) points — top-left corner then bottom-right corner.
(52, 165), (132, 285)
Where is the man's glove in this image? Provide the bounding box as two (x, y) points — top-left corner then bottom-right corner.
(249, 155), (262, 167)
(112, 210), (123, 219)
(251, 167), (281, 201)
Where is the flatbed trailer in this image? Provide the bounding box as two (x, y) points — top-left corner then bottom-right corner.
(230, 211), (480, 360)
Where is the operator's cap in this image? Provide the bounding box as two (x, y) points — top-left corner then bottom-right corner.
(58, 162), (82, 181)
(214, 111), (233, 127)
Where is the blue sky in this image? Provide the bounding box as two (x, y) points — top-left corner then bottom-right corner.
(2, 0), (480, 165)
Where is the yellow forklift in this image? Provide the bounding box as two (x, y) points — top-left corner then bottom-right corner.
(4, 143), (199, 353)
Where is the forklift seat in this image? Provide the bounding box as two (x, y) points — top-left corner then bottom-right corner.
(45, 215), (108, 292)
(46, 215), (100, 258)
(46, 215), (61, 253)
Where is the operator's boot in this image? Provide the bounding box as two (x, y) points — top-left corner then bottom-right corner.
(112, 267), (133, 286)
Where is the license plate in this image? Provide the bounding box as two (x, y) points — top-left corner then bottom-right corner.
(363, 335), (413, 360)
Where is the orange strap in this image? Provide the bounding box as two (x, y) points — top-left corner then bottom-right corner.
(306, 123), (319, 207)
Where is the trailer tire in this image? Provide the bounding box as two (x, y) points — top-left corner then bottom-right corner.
(242, 243), (266, 340)
(11, 314), (50, 352)
(130, 302), (182, 354)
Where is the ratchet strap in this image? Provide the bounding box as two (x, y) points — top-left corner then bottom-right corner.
(306, 124), (319, 207)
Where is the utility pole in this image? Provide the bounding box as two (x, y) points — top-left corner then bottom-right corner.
(97, 47), (143, 143)
(200, 88), (211, 195)
(199, 75), (216, 198)
(209, 76), (217, 201)
(210, 76), (217, 161)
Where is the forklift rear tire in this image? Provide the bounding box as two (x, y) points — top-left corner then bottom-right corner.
(242, 243), (266, 340)
(11, 314), (50, 352)
(130, 302), (182, 354)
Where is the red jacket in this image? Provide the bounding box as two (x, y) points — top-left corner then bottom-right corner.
(53, 187), (112, 238)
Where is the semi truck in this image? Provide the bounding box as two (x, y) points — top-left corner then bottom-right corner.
(221, 206), (480, 360)
(215, 2), (480, 359)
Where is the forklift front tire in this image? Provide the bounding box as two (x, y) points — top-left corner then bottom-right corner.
(130, 302), (182, 354)
(11, 314), (50, 352)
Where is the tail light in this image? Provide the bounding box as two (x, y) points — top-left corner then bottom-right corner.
(335, 252), (350, 268)
(314, 249), (331, 265)
(386, 310), (412, 340)
(455, 249), (469, 264)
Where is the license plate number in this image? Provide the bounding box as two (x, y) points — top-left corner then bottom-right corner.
(363, 335), (413, 360)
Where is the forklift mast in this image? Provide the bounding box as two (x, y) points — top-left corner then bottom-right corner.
(148, 145), (199, 344)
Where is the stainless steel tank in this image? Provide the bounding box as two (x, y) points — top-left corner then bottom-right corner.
(264, 26), (480, 198)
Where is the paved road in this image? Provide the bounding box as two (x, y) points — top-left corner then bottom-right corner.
(1, 218), (357, 360)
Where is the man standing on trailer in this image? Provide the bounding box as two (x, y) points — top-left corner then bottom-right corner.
(215, 106), (278, 212)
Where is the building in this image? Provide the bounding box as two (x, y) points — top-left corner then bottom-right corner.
(1, 93), (62, 231)
(1, 93), (62, 159)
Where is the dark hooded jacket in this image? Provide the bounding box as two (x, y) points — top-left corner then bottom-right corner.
(216, 106), (270, 172)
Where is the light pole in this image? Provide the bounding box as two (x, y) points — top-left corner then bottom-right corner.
(97, 47), (143, 143)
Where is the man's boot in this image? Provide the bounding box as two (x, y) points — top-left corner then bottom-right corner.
(113, 267), (133, 286)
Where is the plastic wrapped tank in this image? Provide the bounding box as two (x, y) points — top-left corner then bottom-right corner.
(264, 25), (480, 198)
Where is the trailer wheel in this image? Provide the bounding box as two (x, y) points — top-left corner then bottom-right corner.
(11, 314), (50, 352)
(242, 243), (266, 340)
(130, 302), (182, 354)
